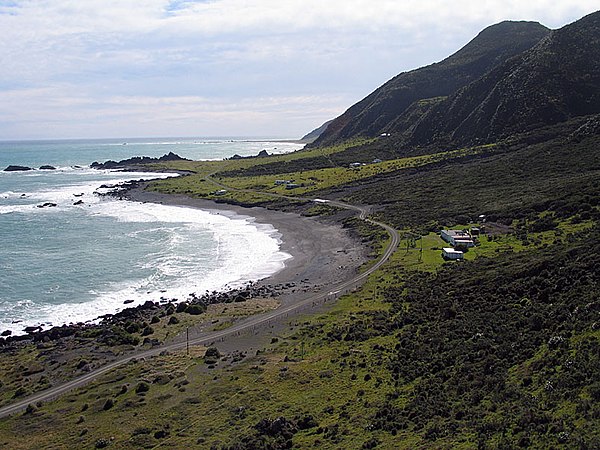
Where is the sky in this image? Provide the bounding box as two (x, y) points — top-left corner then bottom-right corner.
(0, 1), (597, 140)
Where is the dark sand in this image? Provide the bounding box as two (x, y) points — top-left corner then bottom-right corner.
(125, 187), (369, 357)
(126, 188), (367, 298)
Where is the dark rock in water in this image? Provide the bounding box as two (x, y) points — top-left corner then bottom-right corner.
(73, 200), (84, 205)
(1, 330), (12, 336)
(124, 299), (134, 304)
(4, 165), (33, 172)
(39, 165), (56, 170)
(229, 150), (270, 160)
(37, 202), (57, 208)
(73, 193), (84, 197)
(24, 326), (42, 333)
(90, 152), (189, 170)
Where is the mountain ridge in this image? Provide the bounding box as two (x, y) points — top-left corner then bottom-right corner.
(406, 10), (600, 148)
(312, 20), (551, 147)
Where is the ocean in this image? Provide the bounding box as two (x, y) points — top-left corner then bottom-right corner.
(0, 138), (303, 335)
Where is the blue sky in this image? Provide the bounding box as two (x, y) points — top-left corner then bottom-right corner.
(0, 1), (597, 139)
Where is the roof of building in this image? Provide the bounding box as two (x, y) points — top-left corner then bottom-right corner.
(442, 229), (470, 237)
(443, 248), (464, 254)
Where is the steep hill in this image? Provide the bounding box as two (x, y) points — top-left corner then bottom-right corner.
(300, 119), (333, 143)
(312, 21), (550, 147)
(408, 10), (600, 148)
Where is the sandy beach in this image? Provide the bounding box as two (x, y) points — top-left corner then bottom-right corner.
(125, 187), (368, 299)
(124, 185), (369, 354)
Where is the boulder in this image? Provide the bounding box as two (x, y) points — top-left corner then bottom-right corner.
(39, 165), (56, 170)
(37, 202), (57, 208)
(4, 165), (32, 172)
(23, 326), (42, 334)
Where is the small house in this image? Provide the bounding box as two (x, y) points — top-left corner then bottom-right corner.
(285, 183), (300, 190)
(214, 189), (227, 196)
(442, 248), (464, 260)
(441, 229), (474, 247)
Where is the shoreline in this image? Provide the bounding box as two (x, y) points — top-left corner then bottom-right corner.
(0, 176), (373, 415)
(124, 185), (368, 307)
(1, 181), (367, 342)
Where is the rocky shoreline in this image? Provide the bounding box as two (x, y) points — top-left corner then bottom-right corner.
(0, 280), (294, 346)
(1, 167), (366, 354)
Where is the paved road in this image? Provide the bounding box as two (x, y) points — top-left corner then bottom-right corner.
(0, 186), (399, 418)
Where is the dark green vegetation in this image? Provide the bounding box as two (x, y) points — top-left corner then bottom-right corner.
(373, 235), (600, 448)
(345, 116), (600, 230)
(1, 11), (600, 450)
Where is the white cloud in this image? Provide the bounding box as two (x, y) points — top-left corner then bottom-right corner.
(0, 1), (598, 138)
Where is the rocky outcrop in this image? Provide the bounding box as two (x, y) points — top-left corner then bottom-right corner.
(4, 165), (33, 172)
(39, 165), (56, 170)
(90, 152), (189, 170)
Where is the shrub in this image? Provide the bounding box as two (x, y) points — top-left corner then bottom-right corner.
(103, 398), (114, 410)
(204, 346), (221, 364)
(135, 382), (150, 394)
(185, 304), (206, 315)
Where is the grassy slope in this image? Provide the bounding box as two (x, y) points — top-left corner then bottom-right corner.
(1, 126), (599, 449)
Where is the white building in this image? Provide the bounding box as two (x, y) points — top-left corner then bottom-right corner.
(440, 229), (475, 247)
(442, 248), (464, 260)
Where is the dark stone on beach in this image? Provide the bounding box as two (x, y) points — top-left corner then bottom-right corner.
(143, 338), (160, 347)
(73, 200), (84, 205)
(4, 165), (32, 172)
(257, 149), (270, 157)
(141, 300), (158, 310)
(37, 202), (57, 208)
(123, 299), (134, 304)
(1, 330), (11, 336)
(24, 326), (42, 334)
(39, 165), (56, 170)
(230, 154), (243, 160)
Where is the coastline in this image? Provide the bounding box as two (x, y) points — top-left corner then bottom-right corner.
(124, 185), (368, 306)
(0, 177), (366, 340)
(0, 176), (373, 416)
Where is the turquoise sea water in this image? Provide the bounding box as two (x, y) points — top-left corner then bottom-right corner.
(0, 138), (302, 335)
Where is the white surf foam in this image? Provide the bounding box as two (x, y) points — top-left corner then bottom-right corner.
(0, 184), (291, 335)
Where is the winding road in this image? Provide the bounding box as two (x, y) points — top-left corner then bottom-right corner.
(0, 184), (399, 419)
